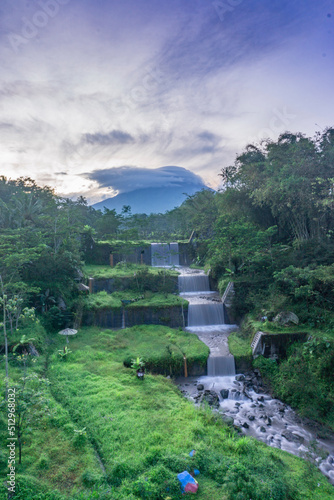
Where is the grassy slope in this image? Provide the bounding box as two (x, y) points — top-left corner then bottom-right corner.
(0, 363), (102, 499)
(1, 326), (334, 499)
(84, 264), (179, 279)
(49, 327), (333, 499)
(84, 291), (188, 310)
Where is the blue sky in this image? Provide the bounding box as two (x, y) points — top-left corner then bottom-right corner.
(0, 0), (333, 202)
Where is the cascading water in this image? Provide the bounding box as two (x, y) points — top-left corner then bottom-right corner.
(188, 303), (225, 327)
(207, 356), (236, 376)
(176, 273), (334, 485)
(178, 274), (210, 293)
(151, 242), (179, 267)
(179, 268), (236, 376)
(169, 242), (179, 267)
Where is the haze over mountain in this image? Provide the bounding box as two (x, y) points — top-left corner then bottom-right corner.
(91, 166), (209, 214)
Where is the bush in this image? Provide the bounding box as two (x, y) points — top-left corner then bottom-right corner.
(37, 453), (50, 470)
(81, 470), (101, 487)
(133, 464), (183, 500)
(41, 306), (68, 332)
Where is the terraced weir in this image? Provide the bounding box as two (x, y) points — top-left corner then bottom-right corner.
(178, 267), (237, 376)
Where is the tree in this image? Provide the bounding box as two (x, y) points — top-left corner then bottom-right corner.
(220, 130), (334, 243)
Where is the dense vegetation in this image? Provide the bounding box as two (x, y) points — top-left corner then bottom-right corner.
(1, 128), (334, 497)
(1, 325), (333, 500)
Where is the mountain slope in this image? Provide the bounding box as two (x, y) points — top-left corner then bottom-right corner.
(92, 185), (209, 214)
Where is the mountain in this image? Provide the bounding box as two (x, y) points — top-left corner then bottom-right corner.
(92, 185), (208, 214)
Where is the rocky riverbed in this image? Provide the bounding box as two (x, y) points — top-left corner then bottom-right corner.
(176, 371), (334, 485)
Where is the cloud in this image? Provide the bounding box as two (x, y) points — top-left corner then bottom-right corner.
(83, 129), (134, 146)
(0, 0), (332, 203)
(85, 165), (205, 194)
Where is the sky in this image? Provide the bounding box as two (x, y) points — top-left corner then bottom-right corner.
(0, 0), (333, 203)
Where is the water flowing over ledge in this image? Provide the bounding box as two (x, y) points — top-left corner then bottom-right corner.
(175, 266), (334, 485)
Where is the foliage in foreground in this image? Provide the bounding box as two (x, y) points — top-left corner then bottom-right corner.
(254, 336), (334, 430)
(1, 326), (334, 499)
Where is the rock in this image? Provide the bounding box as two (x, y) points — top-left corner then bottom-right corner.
(248, 415), (255, 421)
(260, 426), (266, 433)
(235, 375), (245, 382)
(266, 417), (272, 426)
(273, 311), (299, 326)
(221, 415), (234, 425)
(298, 445), (309, 453)
(202, 391), (220, 408)
(242, 422), (249, 429)
(220, 389), (229, 399)
(197, 384), (204, 391)
(242, 388), (253, 400)
(292, 433), (304, 443)
(282, 430), (303, 442)
(257, 396), (265, 402)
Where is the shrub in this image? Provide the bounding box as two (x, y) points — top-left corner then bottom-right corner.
(133, 464), (183, 500)
(37, 453), (50, 470)
(81, 470), (101, 487)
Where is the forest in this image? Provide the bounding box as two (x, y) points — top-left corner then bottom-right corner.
(1, 129), (334, 499)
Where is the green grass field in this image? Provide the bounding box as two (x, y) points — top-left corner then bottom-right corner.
(1, 325), (334, 499)
(84, 264), (180, 279)
(84, 291), (188, 310)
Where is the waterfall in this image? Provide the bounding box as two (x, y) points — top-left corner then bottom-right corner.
(178, 274), (210, 293)
(180, 268), (236, 376)
(151, 243), (179, 267)
(169, 242), (179, 267)
(207, 356), (235, 376)
(188, 303), (225, 327)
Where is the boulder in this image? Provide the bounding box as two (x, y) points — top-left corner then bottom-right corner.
(235, 374), (245, 382)
(281, 430), (304, 442)
(197, 384), (204, 391)
(242, 388), (253, 400)
(221, 414), (234, 425)
(202, 390), (220, 408)
(273, 311), (299, 326)
(220, 389), (229, 399)
(242, 422), (249, 429)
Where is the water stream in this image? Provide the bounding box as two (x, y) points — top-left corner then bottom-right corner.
(176, 267), (334, 485)
(151, 242), (180, 267)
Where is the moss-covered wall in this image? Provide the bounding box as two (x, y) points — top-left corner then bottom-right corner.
(256, 332), (308, 359)
(82, 309), (123, 329)
(82, 305), (187, 329)
(125, 305), (187, 328)
(84, 236), (151, 265)
(91, 275), (178, 294)
(178, 242), (195, 266)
